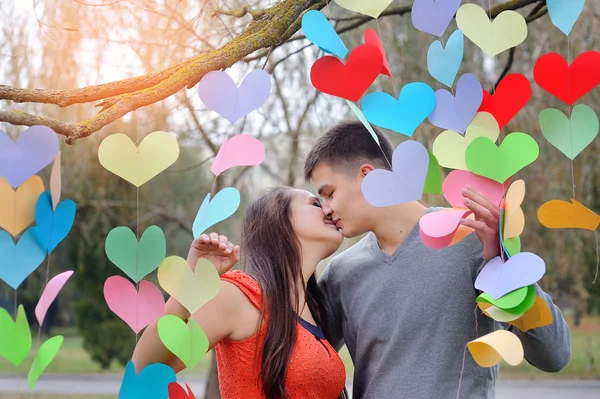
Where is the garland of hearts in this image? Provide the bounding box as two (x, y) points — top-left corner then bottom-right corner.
(302, 0), (599, 381)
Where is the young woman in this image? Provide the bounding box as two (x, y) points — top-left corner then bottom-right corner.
(132, 187), (348, 399)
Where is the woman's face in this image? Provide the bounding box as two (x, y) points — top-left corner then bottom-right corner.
(290, 189), (344, 258)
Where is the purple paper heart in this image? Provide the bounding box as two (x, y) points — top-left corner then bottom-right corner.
(361, 140), (429, 207)
(411, 0), (462, 37)
(475, 252), (545, 300)
(198, 70), (271, 124)
(0, 126), (59, 188)
(428, 73), (483, 134)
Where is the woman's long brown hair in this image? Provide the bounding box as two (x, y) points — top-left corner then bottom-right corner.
(241, 187), (347, 399)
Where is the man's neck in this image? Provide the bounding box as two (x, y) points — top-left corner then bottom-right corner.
(371, 201), (429, 255)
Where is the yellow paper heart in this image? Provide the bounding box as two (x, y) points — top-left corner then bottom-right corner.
(456, 4), (528, 57)
(157, 256), (221, 314)
(335, 0), (393, 19)
(0, 176), (44, 237)
(433, 112), (499, 170)
(507, 296), (553, 332)
(98, 131), (180, 187)
(478, 301), (525, 322)
(467, 330), (524, 367)
(504, 179), (525, 239)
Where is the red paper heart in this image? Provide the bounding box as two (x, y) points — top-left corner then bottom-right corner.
(363, 28), (391, 77)
(168, 382), (196, 399)
(310, 44), (383, 101)
(478, 74), (531, 129)
(533, 51), (600, 105)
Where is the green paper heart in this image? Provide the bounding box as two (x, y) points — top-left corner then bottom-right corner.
(466, 133), (539, 183)
(27, 335), (64, 391)
(0, 305), (32, 366)
(423, 150), (442, 194)
(157, 315), (209, 370)
(477, 285), (536, 315)
(504, 236), (521, 256)
(539, 104), (599, 160)
(105, 225), (166, 282)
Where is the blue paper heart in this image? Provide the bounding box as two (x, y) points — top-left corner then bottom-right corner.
(362, 82), (436, 136)
(32, 191), (76, 254)
(301, 10), (348, 59)
(192, 187), (241, 238)
(118, 361), (176, 399)
(427, 29), (464, 88)
(0, 229), (46, 289)
(547, 0), (584, 36)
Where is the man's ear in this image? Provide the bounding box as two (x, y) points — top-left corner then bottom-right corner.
(359, 164), (376, 177)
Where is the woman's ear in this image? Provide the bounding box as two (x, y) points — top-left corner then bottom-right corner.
(359, 164), (376, 177)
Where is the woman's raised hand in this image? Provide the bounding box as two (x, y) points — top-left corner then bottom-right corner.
(187, 232), (240, 276)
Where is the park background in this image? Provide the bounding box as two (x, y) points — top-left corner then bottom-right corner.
(0, 0), (599, 398)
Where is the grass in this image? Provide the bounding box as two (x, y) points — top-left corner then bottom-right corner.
(1, 318), (598, 380)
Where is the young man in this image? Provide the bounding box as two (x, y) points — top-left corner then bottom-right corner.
(303, 121), (571, 399)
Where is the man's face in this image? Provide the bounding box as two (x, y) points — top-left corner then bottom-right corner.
(311, 163), (372, 238)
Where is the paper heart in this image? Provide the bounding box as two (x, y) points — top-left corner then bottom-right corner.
(504, 236), (521, 258)
(547, 0), (585, 36)
(158, 315), (209, 370)
(0, 126), (59, 188)
(465, 132), (539, 184)
(334, 0), (393, 18)
(539, 104), (599, 160)
(0, 305), (31, 367)
(361, 140), (429, 207)
(362, 82), (436, 136)
(31, 191), (76, 254)
(424, 150), (442, 195)
(411, 0), (462, 37)
(477, 285), (536, 315)
(211, 134), (265, 176)
(0, 175), (44, 237)
(467, 330), (524, 367)
(456, 4), (527, 57)
(301, 10), (348, 59)
(35, 270), (74, 326)
(363, 28), (391, 76)
(534, 51), (600, 105)
(98, 132), (180, 187)
(478, 73), (531, 129)
(169, 383), (196, 399)
(538, 198), (600, 231)
(105, 226), (167, 283)
(478, 302), (525, 323)
(158, 257), (221, 314)
(104, 276), (165, 334)
(192, 187), (241, 238)
(428, 73), (483, 134)
(507, 296), (553, 332)
(475, 253), (545, 300)
(27, 335), (64, 391)
(50, 151), (61, 210)
(0, 229), (46, 289)
(198, 70), (271, 124)
(442, 170), (506, 209)
(346, 101), (380, 145)
(427, 29), (464, 87)
(310, 44), (383, 102)
(420, 209), (472, 249)
(118, 361), (176, 399)
(504, 180), (525, 239)
(433, 112), (500, 170)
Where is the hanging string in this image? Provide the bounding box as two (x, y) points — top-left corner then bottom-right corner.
(567, 37), (576, 199)
(455, 345), (467, 399)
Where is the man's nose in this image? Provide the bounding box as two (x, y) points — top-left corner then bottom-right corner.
(323, 203), (333, 218)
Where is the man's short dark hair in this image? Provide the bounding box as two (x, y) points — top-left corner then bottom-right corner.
(303, 120), (394, 181)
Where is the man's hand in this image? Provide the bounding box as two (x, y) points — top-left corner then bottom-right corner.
(187, 232), (240, 276)
(460, 185), (501, 260)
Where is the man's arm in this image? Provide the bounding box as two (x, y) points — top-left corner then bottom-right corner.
(318, 262), (345, 351)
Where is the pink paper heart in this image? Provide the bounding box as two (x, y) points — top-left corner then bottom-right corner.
(363, 28), (391, 77)
(443, 170), (508, 208)
(420, 209), (471, 248)
(211, 134), (265, 176)
(104, 276), (165, 334)
(475, 252), (546, 300)
(35, 270), (73, 326)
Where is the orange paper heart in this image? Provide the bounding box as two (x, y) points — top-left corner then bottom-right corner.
(0, 176), (45, 237)
(507, 296), (553, 332)
(538, 198), (599, 231)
